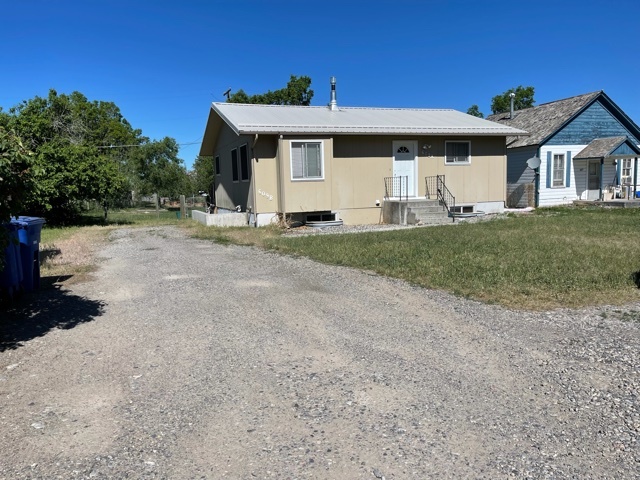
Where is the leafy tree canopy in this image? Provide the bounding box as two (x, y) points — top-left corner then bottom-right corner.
(129, 137), (189, 199)
(191, 155), (215, 197)
(228, 75), (314, 106)
(1, 89), (189, 223)
(491, 86), (535, 115)
(0, 127), (38, 269)
(466, 105), (484, 118)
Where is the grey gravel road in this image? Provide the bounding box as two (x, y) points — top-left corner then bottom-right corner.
(1, 226), (639, 479)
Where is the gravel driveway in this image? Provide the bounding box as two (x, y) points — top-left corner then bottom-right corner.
(1, 226), (639, 479)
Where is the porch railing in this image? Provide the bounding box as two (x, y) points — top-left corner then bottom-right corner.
(425, 175), (456, 215)
(384, 176), (409, 201)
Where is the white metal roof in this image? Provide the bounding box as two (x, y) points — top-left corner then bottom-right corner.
(211, 102), (529, 136)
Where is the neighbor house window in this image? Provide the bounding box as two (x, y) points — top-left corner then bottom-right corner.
(445, 141), (470, 164)
(291, 141), (323, 180)
(553, 154), (565, 187)
(622, 159), (632, 182)
(239, 144), (249, 181)
(215, 155), (220, 175)
(231, 148), (239, 182)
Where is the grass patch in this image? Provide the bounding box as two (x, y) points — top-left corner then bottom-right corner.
(40, 226), (110, 285)
(182, 222), (282, 247)
(266, 206), (640, 310)
(38, 207), (186, 285)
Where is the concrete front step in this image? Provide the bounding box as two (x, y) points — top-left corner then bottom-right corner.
(407, 212), (452, 225)
(406, 199), (451, 225)
(382, 198), (452, 225)
(407, 205), (447, 214)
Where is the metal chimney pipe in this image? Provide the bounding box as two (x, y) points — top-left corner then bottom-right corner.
(329, 76), (337, 111)
(509, 92), (515, 119)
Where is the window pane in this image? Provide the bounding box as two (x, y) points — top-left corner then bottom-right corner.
(305, 143), (322, 178)
(239, 145), (249, 181)
(553, 154), (564, 186)
(231, 148), (238, 181)
(291, 143), (304, 178)
(292, 142), (322, 179)
(446, 142), (469, 163)
(215, 156), (220, 175)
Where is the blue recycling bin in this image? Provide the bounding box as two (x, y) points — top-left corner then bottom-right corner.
(11, 216), (46, 293)
(1, 223), (24, 299)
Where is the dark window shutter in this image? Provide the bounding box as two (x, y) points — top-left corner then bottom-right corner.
(565, 151), (572, 187)
(546, 151), (552, 188)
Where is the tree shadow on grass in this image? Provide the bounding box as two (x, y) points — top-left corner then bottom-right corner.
(0, 280), (105, 352)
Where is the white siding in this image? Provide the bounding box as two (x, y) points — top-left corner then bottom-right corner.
(538, 145), (585, 207)
(538, 144), (622, 206)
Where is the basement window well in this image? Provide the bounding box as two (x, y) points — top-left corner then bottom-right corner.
(305, 212), (336, 222)
(449, 205), (474, 214)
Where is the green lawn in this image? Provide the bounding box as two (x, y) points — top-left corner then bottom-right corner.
(265, 207), (640, 310)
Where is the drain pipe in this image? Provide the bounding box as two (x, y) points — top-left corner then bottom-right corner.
(250, 134), (259, 227)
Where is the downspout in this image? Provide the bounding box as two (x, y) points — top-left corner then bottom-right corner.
(277, 135), (286, 221)
(599, 158), (604, 200)
(534, 148), (540, 208)
(249, 134), (259, 226)
(212, 149), (217, 211)
(634, 157), (638, 199)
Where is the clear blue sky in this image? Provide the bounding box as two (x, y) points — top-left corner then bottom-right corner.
(2, 0), (639, 169)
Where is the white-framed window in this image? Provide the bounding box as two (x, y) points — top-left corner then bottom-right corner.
(445, 141), (470, 164)
(231, 148), (239, 182)
(291, 141), (324, 180)
(553, 154), (565, 187)
(622, 159), (632, 183)
(239, 144), (249, 182)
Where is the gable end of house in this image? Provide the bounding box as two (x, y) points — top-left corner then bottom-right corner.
(546, 98), (640, 146)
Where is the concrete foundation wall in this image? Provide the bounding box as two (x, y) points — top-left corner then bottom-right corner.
(192, 210), (248, 227)
(474, 201), (505, 214)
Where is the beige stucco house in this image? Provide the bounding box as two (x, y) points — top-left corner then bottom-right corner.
(199, 85), (527, 226)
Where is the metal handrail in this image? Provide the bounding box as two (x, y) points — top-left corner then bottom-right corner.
(425, 175), (439, 200)
(426, 175), (456, 215)
(384, 176), (408, 201)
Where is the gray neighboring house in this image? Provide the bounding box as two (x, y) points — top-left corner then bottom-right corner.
(487, 91), (640, 207)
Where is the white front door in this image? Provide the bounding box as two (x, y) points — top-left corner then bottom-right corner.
(392, 141), (417, 197)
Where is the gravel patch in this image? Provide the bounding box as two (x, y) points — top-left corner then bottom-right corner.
(1, 225), (638, 479)
(282, 212), (510, 237)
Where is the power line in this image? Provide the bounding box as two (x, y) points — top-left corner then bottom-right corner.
(96, 139), (202, 149)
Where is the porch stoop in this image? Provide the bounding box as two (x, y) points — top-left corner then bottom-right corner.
(382, 199), (451, 225)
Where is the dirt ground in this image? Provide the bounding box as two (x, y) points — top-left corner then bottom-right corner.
(1, 226), (638, 479)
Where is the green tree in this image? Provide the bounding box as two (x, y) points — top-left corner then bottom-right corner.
(191, 155), (215, 197)
(0, 127), (37, 269)
(130, 137), (189, 199)
(1, 90), (141, 222)
(228, 75), (314, 105)
(466, 105), (484, 118)
(1, 89), (189, 222)
(491, 86), (535, 115)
